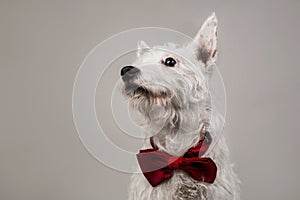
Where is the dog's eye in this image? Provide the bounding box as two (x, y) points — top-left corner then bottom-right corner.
(163, 57), (176, 67)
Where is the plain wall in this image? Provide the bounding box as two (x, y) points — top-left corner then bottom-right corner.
(0, 1), (299, 200)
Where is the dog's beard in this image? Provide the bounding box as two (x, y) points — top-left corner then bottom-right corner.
(123, 82), (171, 104)
(122, 82), (179, 128)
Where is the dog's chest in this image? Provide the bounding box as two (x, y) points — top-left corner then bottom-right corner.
(171, 171), (209, 200)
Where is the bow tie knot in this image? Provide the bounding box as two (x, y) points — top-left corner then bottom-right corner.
(168, 156), (183, 170)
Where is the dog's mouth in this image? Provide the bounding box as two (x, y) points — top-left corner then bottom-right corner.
(124, 83), (170, 100)
(131, 85), (149, 98)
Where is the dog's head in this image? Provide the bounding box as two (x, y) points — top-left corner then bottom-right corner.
(120, 13), (218, 132)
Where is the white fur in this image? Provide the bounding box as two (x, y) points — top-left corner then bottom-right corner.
(121, 13), (240, 200)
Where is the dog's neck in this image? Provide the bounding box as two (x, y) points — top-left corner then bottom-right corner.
(142, 104), (210, 156)
(150, 131), (204, 156)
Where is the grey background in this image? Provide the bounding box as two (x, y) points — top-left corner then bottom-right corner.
(1, 1), (299, 200)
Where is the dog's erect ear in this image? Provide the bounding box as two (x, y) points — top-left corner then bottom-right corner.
(137, 40), (150, 57)
(194, 13), (218, 67)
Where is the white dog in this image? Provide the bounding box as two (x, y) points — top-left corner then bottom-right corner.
(120, 13), (240, 200)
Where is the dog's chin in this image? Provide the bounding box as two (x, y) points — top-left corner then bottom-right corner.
(123, 83), (171, 104)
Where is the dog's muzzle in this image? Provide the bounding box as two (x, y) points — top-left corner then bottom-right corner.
(120, 66), (140, 81)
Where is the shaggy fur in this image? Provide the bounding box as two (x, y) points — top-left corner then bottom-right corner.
(120, 13), (240, 200)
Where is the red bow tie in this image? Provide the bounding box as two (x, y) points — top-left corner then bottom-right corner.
(136, 133), (217, 187)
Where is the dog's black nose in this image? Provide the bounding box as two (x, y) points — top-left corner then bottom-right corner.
(120, 66), (140, 81)
(121, 66), (136, 76)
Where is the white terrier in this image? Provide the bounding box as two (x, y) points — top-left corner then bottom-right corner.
(120, 13), (240, 200)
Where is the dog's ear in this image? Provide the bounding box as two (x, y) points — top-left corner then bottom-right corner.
(137, 40), (150, 57)
(194, 13), (218, 68)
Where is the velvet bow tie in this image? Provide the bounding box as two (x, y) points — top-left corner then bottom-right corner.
(136, 133), (217, 187)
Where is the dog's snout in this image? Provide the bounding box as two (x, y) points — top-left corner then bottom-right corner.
(121, 66), (140, 81)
